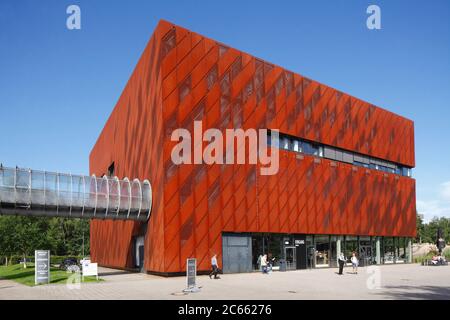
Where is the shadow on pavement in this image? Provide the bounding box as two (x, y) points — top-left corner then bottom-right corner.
(0, 286), (15, 290)
(98, 270), (134, 277)
(375, 285), (450, 300)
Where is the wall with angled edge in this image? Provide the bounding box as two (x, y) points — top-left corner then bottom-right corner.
(90, 19), (416, 274)
(89, 21), (166, 272)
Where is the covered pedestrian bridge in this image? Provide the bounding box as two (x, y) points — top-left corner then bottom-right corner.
(0, 166), (152, 221)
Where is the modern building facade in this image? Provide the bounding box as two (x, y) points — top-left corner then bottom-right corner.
(89, 20), (416, 275)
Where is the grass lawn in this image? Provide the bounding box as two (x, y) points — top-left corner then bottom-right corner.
(0, 263), (103, 286)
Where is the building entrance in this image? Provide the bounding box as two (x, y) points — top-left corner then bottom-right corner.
(134, 235), (145, 272)
(284, 246), (296, 270)
(359, 244), (373, 266)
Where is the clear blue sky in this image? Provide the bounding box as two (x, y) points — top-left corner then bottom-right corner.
(0, 0), (449, 221)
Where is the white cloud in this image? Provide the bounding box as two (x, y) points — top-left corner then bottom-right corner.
(440, 181), (450, 202)
(416, 200), (450, 223)
(417, 181), (450, 222)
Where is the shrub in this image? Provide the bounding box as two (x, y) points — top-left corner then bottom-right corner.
(413, 251), (436, 263)
(443, 248), (450, 260)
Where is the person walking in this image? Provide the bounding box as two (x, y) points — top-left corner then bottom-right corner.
(257, 254), (262, 271)
(261, 254), (268, 274)
(351, 252), (359, 274)
(209, 254), (220, 279)
(337, 252), (345, 275)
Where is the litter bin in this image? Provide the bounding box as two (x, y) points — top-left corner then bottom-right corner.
(279, 259), (286, 272)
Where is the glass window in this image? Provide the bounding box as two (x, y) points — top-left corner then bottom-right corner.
(317, 146), (324, 157)
(311, 145), (320, 157)
(282, 137), (290, 150)
(359, 236), (373, 266)
(330, 236), (338, 267)
(302, 142), (314, 155)
(252, 234), (264, 271)
(306, 236), (314, 268)
(404, 238), (411, 262)
(384, 237), (395, 264)
(271, 135), (279, 148)
(266, 234), (283, 267)
(354, 161), (369, 168)
(344, 236), (358, 264)
(314, 235), (330, 268)
(401, 167), (411, 177)
(292, 140), (300, 152)
(397, 237), (406, 263)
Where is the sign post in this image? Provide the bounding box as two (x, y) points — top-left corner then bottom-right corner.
(82, 260), (98, 281)
(183, 258), (200, 293)
(35, 250), (50, 285)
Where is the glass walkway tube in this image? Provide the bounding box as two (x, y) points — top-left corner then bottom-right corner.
(0, 166), (152, 222)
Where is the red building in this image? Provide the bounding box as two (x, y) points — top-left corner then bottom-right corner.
(89, 20), (416, 275)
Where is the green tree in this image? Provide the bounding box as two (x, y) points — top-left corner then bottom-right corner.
(418, 216), (450, 245)
(13, 217), (52, 267)
(0, 216), (90, 265)
(415, 212), (425, 243)
(0, 216), (19, 265)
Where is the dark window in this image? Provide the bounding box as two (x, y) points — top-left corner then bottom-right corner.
(107, 162), (115, 177)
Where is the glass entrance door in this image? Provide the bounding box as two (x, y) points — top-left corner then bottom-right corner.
(285, 246), (296, 270)
(359, 245), (372, 266)
(359, 237), (372, 266)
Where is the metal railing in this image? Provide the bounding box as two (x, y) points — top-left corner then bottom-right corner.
(0, 166), (152, 221)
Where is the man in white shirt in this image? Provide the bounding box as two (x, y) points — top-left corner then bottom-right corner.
(261, 254), (268, 274)
(209, 254), (220, 279)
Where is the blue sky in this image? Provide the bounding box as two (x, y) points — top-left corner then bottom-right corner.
(0, 0), (449, 222)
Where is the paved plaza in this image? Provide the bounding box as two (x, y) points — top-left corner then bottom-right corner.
(1, 263), (449, 300)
